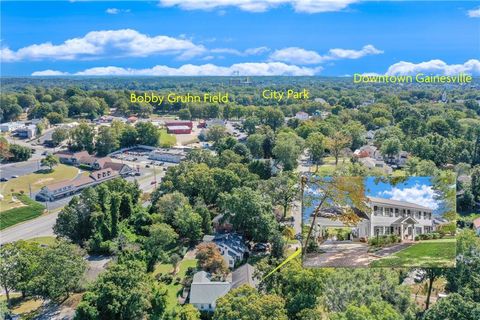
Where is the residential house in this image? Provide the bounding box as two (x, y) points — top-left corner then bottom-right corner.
(231, 263), (257, 289)
(354, 145), (383, 160)
(295, 111), (309, 121)
(313, 196), (435, 242)
(189, 271), (231, 312)
(357, 157), (393, 174)
(203, 233), (248, 269)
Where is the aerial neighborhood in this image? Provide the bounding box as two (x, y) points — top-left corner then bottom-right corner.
(0, 76), (479, 320)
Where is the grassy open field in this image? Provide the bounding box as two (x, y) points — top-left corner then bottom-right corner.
(159, 129), (177, 147)
(153, 258), (197, 309)
(370, 238), (456, 268)
(0, 164), (79, 211)
(0, 194), (46, 230)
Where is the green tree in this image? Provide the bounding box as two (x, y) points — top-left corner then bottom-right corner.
(214, 285), (288, 320)
(174, 205), (203, 245)
(70, 121), (95, 153)
(52, 127), (69, 146)
(120, 125), (139, 147)
(144, 223), (178, 272)
(96, 126), (120, 156)
(75, 261), (154, 320)
(272, 132), (304, 170)
(306, 132), (326, 171)
(8, 144), (32, 162)
(0, 241), (41, 305)
(243, 116), (259, 134)
(33, 241), (86, 301)
(206, 125), (228, 143)
(136, 122), (160, 146)
(423, 293), (480, 320)
(326, 132), (351, 166)
(260, 171), (299, 219)
(219, 187), (276, 242)
(246, 134), (265, 158)
(178, 108), (191, 120)
(41, 154), (59, 171)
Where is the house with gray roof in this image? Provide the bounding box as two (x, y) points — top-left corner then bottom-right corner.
(211, 233), (248, 269)
(231, 263), (257, 289)
(313, 196), (435, 242)
(189, 271), (231, 312)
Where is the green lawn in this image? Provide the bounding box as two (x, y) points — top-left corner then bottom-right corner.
(370, 238), (456, 268)
(26, 236), (58, 246)
(0, 164), (78, 211)
(159, 129), (177, 147)
(153, 258), (197, 309)
(0, 194), (46, 230)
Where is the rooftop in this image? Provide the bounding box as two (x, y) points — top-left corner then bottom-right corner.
(190, 271), (231, 305)
(367, 196), (433, 211)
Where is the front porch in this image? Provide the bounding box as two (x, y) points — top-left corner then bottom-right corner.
(374, 216), (420, 242)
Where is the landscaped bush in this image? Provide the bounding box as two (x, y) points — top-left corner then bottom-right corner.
(368, 234), (400, 247)
(417, 232), (444, 241)
(159, 274), (173, 284)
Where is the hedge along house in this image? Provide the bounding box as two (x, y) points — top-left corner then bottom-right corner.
(312, 196), (435, 243)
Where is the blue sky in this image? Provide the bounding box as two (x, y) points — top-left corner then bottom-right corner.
(1, 1), (479, 76)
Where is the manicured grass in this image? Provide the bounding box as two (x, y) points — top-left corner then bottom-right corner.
(159, 129), (177, 147)
(0, 194), (46, 230)
(153, 258), (197, 310)
(27, 236), (57, 246)
(370, 238), (456, 268)
(0, 164), (78, 211)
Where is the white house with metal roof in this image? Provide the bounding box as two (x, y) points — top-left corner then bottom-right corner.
(189, 271), (231, 312)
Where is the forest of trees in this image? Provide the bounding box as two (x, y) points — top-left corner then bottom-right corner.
(1, 77), (479, 319)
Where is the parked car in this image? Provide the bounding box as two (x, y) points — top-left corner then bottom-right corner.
(11, 175), (19, 178)
(0, 177), (8, 182)
(150, 181), (157, 185)
(134, 172), (141, 176)
(145, 164), (151, 168)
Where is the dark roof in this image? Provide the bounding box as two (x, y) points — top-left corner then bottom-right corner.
(232, 263), (257, 289)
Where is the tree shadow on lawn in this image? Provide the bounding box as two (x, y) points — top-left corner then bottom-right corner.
(370, 240), (456, 268)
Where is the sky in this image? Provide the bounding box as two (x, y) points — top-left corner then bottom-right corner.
(365, 177), (442, 214)
(0, 1), (479, 76)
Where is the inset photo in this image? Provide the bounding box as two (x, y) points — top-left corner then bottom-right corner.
(302, 175), (456, 268)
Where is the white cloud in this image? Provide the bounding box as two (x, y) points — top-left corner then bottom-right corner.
(270, 47), (324, 64)
(467, 7), (480, 18)
(1, 29), (206, 62)
(269, 44), (383, 65)
(385, 59), (480, 76)
(32, 62), (322, 76)
(158, 0), (359, 13)
(380, 184), (439, 210)
(31, 69), (70, 76)
(211, 46), (270, 56)
(328, 44), (383, 59)
(106, 8), (131, 15)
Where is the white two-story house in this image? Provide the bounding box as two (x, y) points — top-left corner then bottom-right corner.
(313, 196), (435, 242)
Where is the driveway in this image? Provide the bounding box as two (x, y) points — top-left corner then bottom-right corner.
(303, 240), (371, 267)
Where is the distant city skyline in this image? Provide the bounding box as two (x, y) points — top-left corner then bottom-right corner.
(1, 1), (479, 76)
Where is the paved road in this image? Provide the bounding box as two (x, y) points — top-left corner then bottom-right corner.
(1, 212), (58, 244)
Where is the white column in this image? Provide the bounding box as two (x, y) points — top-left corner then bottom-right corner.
(400, 225), (404, 241)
